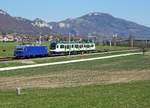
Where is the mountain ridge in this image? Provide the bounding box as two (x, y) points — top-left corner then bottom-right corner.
(49, 12), (150, 39)
(0, 10), (150, 40)
(0, 10), (54, 35)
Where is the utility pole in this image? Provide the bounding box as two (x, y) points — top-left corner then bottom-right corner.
(113, 34), (117, 46)
(69, 32), (71, 56)
(129, 35), (134, 47)
(109, 40), (112, 47)
(39, 33), (42, 45)
(22, 37), (24, 45)
(146, 40), (148, 48)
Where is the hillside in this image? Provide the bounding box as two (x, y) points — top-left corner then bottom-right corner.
(49, 12), (150, 40)
(0, 10), (53, 35)
(0, 10), (150, 39)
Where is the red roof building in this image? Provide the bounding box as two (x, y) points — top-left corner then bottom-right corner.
(6, 34), (14, 39)
(72, 37), (82, 41)
(0, 36), (3, 39)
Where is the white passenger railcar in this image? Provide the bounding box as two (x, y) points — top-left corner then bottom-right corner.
(50, 42), (95, 55)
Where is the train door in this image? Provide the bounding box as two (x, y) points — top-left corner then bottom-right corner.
(64, 45), (67, 52)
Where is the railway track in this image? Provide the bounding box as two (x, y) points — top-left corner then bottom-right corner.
(0, 57), (15, 62)
(0, 49), (140, 63)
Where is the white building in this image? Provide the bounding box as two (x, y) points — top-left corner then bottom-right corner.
(3, 35), (14, 42)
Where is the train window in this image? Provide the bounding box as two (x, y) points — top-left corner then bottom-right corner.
(75, 45), (78, 48)
(50, 43), (56, 49)
(72, 45), (74, 48)
(91, 45), (94, 47)
(60, 45), (64, 48)
(56, 45), (59, 48)
(87, 45), (90, 48)
(67, 45), (70, 49)
(80, 45), (83, 48)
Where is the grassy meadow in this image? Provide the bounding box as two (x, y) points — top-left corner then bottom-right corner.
(95, 45), (135, 50)
(0, 42), (19, 57)
(0, 81), (150, 108)
(0, 54), (150, 107)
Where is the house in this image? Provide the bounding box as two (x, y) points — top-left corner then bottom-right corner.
(0, 36), (4, 41)
(7, 34), (14, 41)
(72, 37), (82, 42)
(3, 34), (14, 42)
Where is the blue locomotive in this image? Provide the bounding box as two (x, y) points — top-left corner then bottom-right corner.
(14, 46), (48, 58)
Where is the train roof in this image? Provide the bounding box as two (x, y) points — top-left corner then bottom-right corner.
(52, 42), (95, 44)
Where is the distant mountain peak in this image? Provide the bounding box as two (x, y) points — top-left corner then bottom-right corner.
(87, 12), (102, 16)
(34, 18), (44, 22)
(49, 12), (150, 39)
(0, 9), (8, 16)
(80, 12), (109, 19)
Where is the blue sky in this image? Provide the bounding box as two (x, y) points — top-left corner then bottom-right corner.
(0, 0), (150, 27)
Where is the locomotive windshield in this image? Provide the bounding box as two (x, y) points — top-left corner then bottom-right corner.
(15, 48), (23, 50)
(50, 43), (56, 50)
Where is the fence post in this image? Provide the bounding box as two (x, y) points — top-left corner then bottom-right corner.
(16, 88), (21, 96)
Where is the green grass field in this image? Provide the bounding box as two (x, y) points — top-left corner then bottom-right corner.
(0, 81), (150, 108)
(96, 45), (135, 50)
(0, 54), (150, 107)
(0, 42), (19, 57)
(0, 42), (136, 57)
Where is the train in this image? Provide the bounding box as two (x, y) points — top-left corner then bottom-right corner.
(14, 46), (48, 58)
(14, 42), (95, 58)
